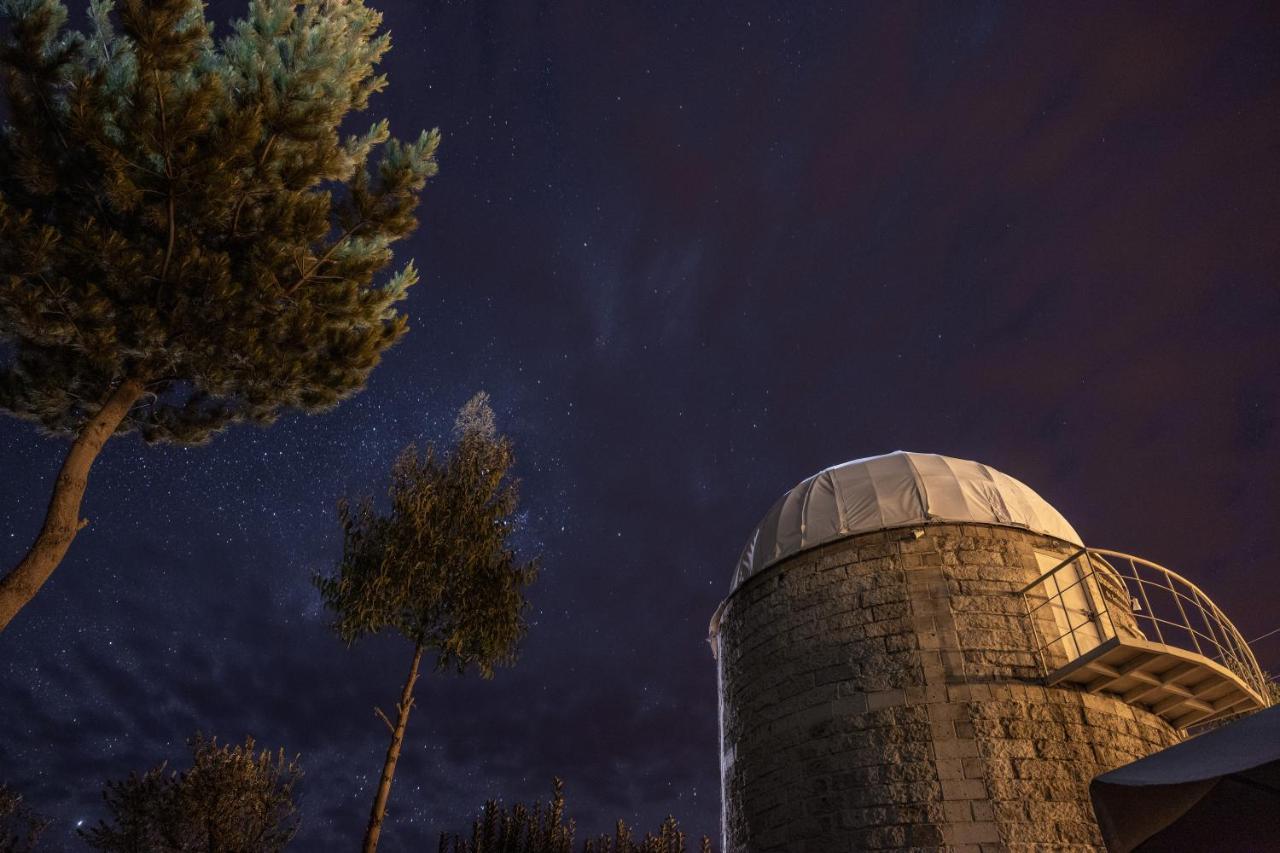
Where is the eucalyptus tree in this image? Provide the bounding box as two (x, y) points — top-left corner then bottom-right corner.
(0, 0), (437, 630)
(316, 393), (539, 853)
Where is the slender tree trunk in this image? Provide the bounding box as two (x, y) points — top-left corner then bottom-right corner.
(363, 642), (425, 853)
(0, 377), (144, 632)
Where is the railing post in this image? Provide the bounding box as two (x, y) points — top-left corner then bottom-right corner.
(1194, 589), (1229, 667)
(1084, 553), (1117, 641)
(1162, 565), (1203, 656)
(1130, 558), (1164, 645)
(1021, 583), (1047, 679)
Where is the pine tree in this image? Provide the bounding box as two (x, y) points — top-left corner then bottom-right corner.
(0, 0), (438, 630)
(315, 392), (539, 853)
(80, 733), (302, 852)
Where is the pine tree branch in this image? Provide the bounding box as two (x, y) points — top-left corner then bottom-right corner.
(36, 273), (90, 352)
(119, 154), (167, 181)
(21, 55), (69, 152)
(228, 133), (278, 240)
(152, 70), (177, 287)
(283, 219), (367, 297)
(373, 706), (394, 734)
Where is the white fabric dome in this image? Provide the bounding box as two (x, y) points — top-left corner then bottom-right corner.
(732, 451), (1081, 593)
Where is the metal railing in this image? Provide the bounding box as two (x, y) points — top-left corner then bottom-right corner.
(1020, 549), (1270, 701)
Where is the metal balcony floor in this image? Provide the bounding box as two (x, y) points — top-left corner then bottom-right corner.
(1045, 636), (1267, 729)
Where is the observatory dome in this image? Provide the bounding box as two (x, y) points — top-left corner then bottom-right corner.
(732, 450), (1081, 592)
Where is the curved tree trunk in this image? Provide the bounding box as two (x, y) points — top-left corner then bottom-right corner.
(363, 642), (424, 853)
(0, 378), (144, 632)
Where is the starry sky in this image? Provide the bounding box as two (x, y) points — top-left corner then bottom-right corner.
(3, 1), (1280, 849)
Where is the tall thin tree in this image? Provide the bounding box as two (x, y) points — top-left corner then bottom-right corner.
(0, 0), (438, 630)
(315, 393), (538, 853)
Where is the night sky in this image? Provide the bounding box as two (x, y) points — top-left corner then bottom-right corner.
(3, 1), (1280, 849)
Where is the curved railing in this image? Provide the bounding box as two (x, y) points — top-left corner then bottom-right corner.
(1021, 549), (1270, 703)
(1089, 550), (1269, 700)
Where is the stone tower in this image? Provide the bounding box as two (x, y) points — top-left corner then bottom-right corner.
(710, 451), (1267, 852)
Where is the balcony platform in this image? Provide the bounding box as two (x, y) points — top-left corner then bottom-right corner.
(1046, 636), (1267, 729)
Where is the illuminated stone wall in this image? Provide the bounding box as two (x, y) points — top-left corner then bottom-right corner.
(715, 524), (1179, 852)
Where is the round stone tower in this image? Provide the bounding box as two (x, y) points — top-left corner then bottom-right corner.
(710, 451), (1182, 852)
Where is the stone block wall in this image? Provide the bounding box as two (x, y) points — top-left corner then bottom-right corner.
(716, 524), (1180, 852)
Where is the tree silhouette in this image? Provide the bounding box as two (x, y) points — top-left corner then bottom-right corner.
(80, 734), (302, 853)
(0, 0), (437, 630)
(315, 392), (538, 853)
(438, 779), (714, 853)
(0, 784), (50, 852)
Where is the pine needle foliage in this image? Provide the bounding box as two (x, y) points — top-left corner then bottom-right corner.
(438, 779), (714, 853)
(0, 0), (436, 630)
(80, 734), (302, 853)
(0, 0), (435, 441)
